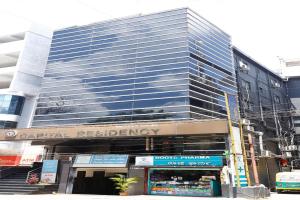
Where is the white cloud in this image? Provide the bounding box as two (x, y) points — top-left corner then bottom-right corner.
(1, 0), (299, 72)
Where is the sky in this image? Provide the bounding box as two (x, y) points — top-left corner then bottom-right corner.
(0, 0), (299, 73)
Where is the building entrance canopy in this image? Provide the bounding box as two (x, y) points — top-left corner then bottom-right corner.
(0, 120), (228, 141)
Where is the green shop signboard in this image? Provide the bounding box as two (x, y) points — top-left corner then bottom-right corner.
(136, 155), (223, 167)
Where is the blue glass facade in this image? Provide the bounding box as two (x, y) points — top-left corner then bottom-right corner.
(0, 121), (17, 129)
(32, 8), (236, 127)
(0, 94), (25, 115)
(0, 94), (24, 129)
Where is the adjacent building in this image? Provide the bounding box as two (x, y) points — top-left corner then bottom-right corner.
(233, 47), (294, 188)
(0, 25), (52, 129)
(282, 58), (300, 159)
(0, 25), (52, 166)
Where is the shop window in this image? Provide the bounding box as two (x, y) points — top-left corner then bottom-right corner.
(148, 169), (221, 196)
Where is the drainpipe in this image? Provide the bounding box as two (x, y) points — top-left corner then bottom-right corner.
(248, 133), (260, 186)
(256, 131), (264, 154)
(267, 73), (282, 152)
(255, 69), (264, 121)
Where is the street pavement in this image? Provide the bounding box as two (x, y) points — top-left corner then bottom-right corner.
(0, 193), (299, 200)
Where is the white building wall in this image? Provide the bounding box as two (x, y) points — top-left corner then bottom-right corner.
(4, 25), (52, 128)
(282, 58), (300, 78)
(0, 25), (52, 166)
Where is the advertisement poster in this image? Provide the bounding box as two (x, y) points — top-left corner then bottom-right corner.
(226, 93), (240, 123)
(40, 160), (58, 184)
(19, 145), (44, 166)
(0, 155), (21, 166)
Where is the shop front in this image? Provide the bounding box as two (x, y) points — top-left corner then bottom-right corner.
(0, 120), (230, 195)
(71, 154), (129, 195)
(135, 155), (224, 197)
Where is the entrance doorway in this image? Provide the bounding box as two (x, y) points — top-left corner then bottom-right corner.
(72, 171), (118, 195)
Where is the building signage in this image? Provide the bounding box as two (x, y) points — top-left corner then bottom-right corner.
(40, 160), (58, 184)
(225, 93), (240, 124)
(73, 154), (129, 168)
(12, 128), (160, 140)
(0, 155), (21, 166)
(19, 145), (44, 166)
(5, 130), (17, 137)
(77, 128), (159, 138)
(135, 156), (223, 167)
(0, 120), (228, 141)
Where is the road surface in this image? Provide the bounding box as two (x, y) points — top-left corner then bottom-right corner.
(0, 193), (299, 200)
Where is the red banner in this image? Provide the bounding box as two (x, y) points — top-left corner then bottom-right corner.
(0, 155), (21, 166)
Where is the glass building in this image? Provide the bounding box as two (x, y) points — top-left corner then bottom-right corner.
(32, 8), (237, 127)
(0, 94), (25, 128)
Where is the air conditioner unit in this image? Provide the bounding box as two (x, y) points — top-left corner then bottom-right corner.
(239, 61), (249, 71)
(284, 152), (292, 158)
(242, 119), (251, 125)
(282, 145), (297, 151)
(270, 80), (281, 88)
(245, 125), (254, 132)
(261, 150), (271, 158)
(287, 145), (297, 151)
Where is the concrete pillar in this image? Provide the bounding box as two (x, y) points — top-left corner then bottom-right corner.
(58, 161), (73, 193)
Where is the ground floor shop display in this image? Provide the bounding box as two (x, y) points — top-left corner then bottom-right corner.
(26, 132), (228, 196)
(148, 168), (221, 196)
(135, 155), (223, 197)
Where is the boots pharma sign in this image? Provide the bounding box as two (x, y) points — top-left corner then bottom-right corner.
(40, 160), (58, 184)
(135, 156), (223, 167)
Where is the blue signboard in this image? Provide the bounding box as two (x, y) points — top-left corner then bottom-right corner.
(90, 154), (128, 164)
(41, 160), (58, 183)
(226, 93), (240, 123)
(73, 154), (128, 167)
(41, 160), (58, 173)
(136, 156), (223, 167)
